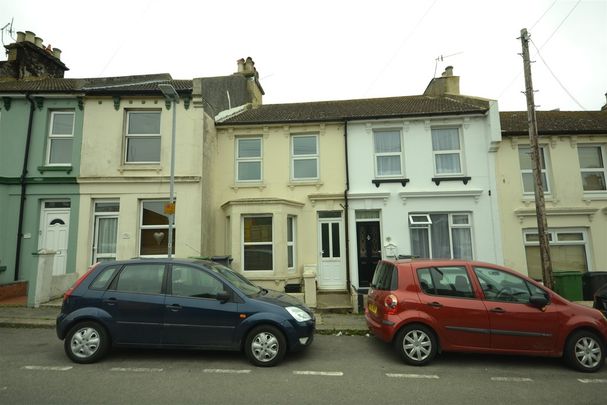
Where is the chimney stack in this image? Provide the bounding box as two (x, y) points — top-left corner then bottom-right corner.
(423, 66), (460, 96)
(1, 30), (68, 79)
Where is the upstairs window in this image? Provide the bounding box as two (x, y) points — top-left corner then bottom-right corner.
(236, 137), (262, 182)
(291, 134), (319, 180)
(374, 130), (403, 177)
(518, 146), (550, 194)
(47, 111), (75, 165)
(432, 127), (462, 175)
(578, 145), (606, 191)
(125, 111), (161, 163)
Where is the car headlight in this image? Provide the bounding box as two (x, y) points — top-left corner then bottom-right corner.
(286, 306), (312, 322)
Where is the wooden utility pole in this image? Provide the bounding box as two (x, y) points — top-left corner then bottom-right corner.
(520, 28), (554, 289)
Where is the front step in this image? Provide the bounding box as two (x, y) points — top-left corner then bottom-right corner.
(316, 291), (352, 313)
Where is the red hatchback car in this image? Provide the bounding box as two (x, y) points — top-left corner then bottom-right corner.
(365, 259), (607, 372)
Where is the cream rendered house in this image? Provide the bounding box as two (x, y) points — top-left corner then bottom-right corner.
(497, 109), (607, 282)
(213, 112), (347, 303)
(76, 60), (264, 272)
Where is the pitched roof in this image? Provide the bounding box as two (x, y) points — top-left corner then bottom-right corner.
(500, 111), (607, 135)
(218, 94), (491, 125)
(0, 74), (192, 95)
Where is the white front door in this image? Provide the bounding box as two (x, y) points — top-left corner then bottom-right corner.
(39, 204), (70, 276)
(317, 216), (346, 290)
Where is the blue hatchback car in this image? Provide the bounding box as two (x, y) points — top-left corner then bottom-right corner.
(56, 259), (315, 367)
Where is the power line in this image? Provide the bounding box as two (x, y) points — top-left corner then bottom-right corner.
(530, 39), (586, 110)
(363, 0), (438, 96)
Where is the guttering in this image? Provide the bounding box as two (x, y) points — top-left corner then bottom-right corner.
(343, 120), (351, 292)
(14, 94), (36, 281)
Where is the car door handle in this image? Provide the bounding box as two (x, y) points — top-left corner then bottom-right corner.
(490, 307), (505, 313)
(103, 297), (117, 306)
(166, 304), (182, 312)
(426, 301), (443, 308)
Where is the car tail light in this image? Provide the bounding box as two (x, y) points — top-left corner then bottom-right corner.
(384, 294), (398, 315)
(63, 264), (98, 302)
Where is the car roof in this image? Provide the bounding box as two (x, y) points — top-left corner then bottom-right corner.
(96, 258), (216, 267)
(384, 258), (514, 271)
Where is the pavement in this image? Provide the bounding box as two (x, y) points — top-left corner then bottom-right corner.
(0, 299), (370, 335)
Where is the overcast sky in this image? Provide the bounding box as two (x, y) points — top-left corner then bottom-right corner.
(1, 0), (605, 111)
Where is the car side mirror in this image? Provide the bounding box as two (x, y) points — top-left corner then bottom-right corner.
(529, 295), (549, 308)
(216, 291), (231, 303)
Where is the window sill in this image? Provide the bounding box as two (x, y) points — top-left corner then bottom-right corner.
(288, 180), (323, 190)
(118, 165), (161, 173)
(372, 178), (409, 188)
(37, 165), (72, 174)
(231, 183), (266, 191)
(432, 176), (471, 185)
(582, 192), (607, 202)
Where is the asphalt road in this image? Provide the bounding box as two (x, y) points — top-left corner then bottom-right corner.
(1, 327), (606, 405)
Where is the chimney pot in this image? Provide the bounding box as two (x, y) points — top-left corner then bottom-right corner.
(442, 66), (454, 77)
(16, 31), (25, 42)
(24, 31), (35, 43)
(52, 48), (62, 59)
(35, 36), (44, 48)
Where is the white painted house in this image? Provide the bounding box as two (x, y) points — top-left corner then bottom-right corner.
(346, 67), (504, 291)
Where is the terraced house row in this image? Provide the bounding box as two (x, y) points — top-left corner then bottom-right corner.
(1, 32), (606, 309)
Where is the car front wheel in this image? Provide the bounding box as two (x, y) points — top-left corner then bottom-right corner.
(64, 321), (109, 364)
(244, 325), (286, 367)
(564, 330), (605, 372)
(395, 324), (438, 366)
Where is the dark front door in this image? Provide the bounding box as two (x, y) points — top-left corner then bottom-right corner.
(357, 221), (381, 287)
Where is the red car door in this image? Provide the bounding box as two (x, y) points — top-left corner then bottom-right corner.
(473, 266), (557, 353)
(416, 265), (491, 350)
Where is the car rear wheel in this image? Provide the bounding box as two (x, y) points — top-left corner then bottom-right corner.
(64, 321), (109, 364)
(564, 330), (605, 372)
(395, 324), (438, 366)
(245, 325), (286, 367)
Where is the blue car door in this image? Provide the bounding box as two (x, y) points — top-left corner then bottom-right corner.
(163, 264), (240, 348)
(101, 263), (166, 345)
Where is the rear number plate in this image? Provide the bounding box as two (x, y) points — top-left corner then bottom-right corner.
(368, 302), (377, 314)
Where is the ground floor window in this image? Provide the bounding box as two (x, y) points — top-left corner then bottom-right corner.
(287, 216), (296, 271)
(409, 213), (473, 260)
(524, 229), (589, 281)
(242, 216), (273, 271)
(140, 200), (175, 256)
(92, 201), (119, 263)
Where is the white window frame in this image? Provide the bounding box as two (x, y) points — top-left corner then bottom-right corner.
(408, 214), (432, 226)
(291, 134), (319, 181)
(46, 111), (75, 166)
(519, 145), (551, 194)
(139, 199), (174, 257)
(409, 212), (474, 260)
(373, 129), (403, 178)
(578, 144), (607, 192)
(236, 137), (263, 182)
(431, 127), (464, 176)
(524, 228), (592, 272)
(124, 110), (161, 164)
(241, 215), (273, 271)
(287, 216), (296, 272)
(92, 200), (120, 263)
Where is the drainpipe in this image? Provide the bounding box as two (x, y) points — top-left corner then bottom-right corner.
(343, 120), (351, 293)
(14, 94), (36, 281)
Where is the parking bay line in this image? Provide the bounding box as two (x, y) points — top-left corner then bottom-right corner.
(22, 366), (73, 371)
(110, 367), (163, 373)
(491, 377), (533, 382)
(386, 373), (440, 379)
(293, 371), (343, 377)
(203, 369), (252, 374)
(578, 378), (607, 384)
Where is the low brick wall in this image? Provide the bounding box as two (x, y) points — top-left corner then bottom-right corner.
(0, 281), (28, 300)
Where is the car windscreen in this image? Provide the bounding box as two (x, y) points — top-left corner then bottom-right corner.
(371, 262), (398, 291)
(206, 262), (261, 296)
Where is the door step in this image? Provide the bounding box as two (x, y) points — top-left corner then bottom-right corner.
(316, 291), (352, 313)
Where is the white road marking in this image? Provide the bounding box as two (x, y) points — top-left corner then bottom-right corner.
(386, 373), (440, 379)
(203, 369), (251, 374)
(491, 377), (533, 382)
(22, 366), (72, 371)
(578, 378), (607, 384)
(293, 371), (343, 376)
(110, 367), (163, 373)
